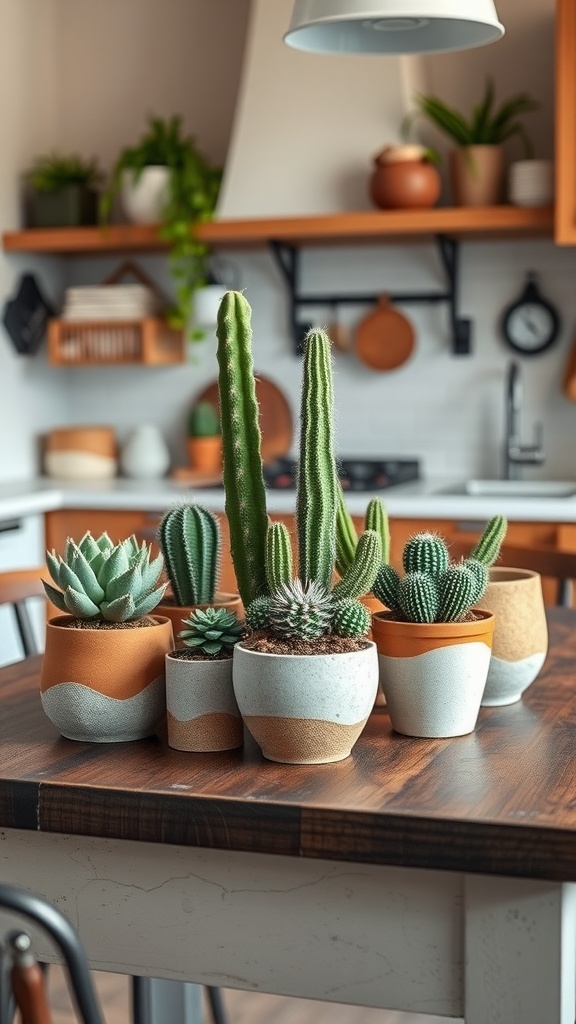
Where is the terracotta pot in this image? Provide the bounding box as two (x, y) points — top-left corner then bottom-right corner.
(449, 145), (505, 207)
(371, 610), (495, 738)
(186, 436), (222, 474)
(165, 653), (243, 752)
(370, 160), (441, 210)
(156, 593), (242, 648)
(40, 614), (174, 742)
(476, 567), (548, 707)
(232, 641), (378, 764)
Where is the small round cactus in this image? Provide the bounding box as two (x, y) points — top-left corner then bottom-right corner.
(178, 607), (243, 656)
(270, 580), (333, 641)
(332, 600), (371, 639)
(245, 595), (272, 632)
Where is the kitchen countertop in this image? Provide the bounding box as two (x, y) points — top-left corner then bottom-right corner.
(2, 475), (576, 522)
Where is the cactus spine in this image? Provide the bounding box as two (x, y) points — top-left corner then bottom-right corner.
(158, 504), (220, 605)
(216, 291), (269, 607)
(470, 515), (508, 566)
(265, 521), (293, 592)
(297, 329), (338, 590)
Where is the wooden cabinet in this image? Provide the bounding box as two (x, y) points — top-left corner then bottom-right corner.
(555, 0), (576, 244)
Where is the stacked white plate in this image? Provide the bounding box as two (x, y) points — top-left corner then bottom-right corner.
(508, 160), (554, 208)
(62, 284), (161, 321)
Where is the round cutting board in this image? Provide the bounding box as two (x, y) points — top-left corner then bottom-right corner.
(195, 375), (293, 464)
(355, 296), (415, 371)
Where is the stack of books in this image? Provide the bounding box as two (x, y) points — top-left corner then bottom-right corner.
(62, 284), (161, 321)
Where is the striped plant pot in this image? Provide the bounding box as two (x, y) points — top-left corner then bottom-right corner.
(165, 653), (243, 752)
(371, 611), (495, 738)
(40, 615), (173, 742)
(232, 641), (379, 764)
(477, 567), (548, 707)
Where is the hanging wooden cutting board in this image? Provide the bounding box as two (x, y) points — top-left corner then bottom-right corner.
(355, 295), (415, 371)
(195, 375), (293, 463)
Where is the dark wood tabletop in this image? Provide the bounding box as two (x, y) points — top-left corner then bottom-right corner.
(1, 608), (576, 883)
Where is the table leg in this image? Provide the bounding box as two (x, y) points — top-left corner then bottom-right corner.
(464, 875), (576, 1024)
(131, 978), (204, 1024)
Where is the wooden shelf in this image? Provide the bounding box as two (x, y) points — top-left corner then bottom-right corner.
(2, 206), (554, 254)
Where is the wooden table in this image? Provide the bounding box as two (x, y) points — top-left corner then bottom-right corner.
(1, 609), (576, 1024)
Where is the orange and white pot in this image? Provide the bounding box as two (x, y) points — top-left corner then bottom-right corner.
(165, 653), (243, 752)
(232, 641), (379, 764)
(371, 611), (495, 738)
(40, 614), (173, 742)
(156, 593), (242, 648)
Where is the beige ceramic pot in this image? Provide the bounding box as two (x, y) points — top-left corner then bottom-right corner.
(165, 653), (243, 752)
(372, 610), (495, 738)
(40, 614), (173, 742)
(477, 567), (548, 707)
(449, 145), (505, 206)
(156, 593), (242, 648)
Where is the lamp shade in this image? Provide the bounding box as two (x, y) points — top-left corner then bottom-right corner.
(284, 0), (504, 54)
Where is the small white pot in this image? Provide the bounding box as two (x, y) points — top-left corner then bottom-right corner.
(193, 285), (228, 330)
(120, 424), (170, 479)
(165, 653), (243, 752)
(120, 166), (170, 224)
(508, 160), (554, 207)
(232, 641), (378, 764)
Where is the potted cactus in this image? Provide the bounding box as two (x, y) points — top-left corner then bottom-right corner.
(216, 291), (380, 765)
(335, 487), (390, 616)
(186, 401), (222, 474)
(156, 503), (241, 642)
(165, 607), (244, 752)
(40, 532), (173, 742)
(370, 517), (507, 738)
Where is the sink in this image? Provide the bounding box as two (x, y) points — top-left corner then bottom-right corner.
(441, 479), (576, 498)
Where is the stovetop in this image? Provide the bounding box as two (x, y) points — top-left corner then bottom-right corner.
(263, 457), (420, 491)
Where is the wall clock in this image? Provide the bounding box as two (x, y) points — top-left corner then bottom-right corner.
(500, 274), (561, 355)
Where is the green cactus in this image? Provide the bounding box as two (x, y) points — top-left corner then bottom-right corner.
(332, 600), (371, 639)
(178, 606), (243, 656)
(216, 291), (269, 607)
(335, 487), (390, 577)
(265, 521), (293, 592)
(158, 504), (220, 605)
(373, 563), (402, 612)
(332, 529), (381, 602)
(269, 580), (333, 641)
(399, 571), (439, 623)
(470, 515), (508, 566)
(437, 564), (476, 622)
(365, 498), (390, 565)
(460, 557), (489, 604)
(403, 532), (449, 576)
(43, 531), (166, 623)
(245, 595), (272, 632)
(187, 401), (220, 438)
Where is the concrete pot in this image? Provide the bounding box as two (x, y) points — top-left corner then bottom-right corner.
(165, 653), (243, 752)
(232, 641), (378, 764)
(40, 614), (173, 742)
(372, 611), (495, 738)
(477, 567), (548, 706)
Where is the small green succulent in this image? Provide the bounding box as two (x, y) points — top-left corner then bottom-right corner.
(42, 531), (167, 623)
(178, 607), (243, 656)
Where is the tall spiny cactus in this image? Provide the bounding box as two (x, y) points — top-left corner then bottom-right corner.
(216, 291), (269, 607)
(335, 487), (390, 577)
(158, 504), (220, 605)
(265, 521), (293, 592)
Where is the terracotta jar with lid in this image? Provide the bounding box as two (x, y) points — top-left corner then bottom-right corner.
(369, 144), (441, 210)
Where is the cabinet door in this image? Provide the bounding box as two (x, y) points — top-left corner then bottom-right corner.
(555, 0), (576, 243)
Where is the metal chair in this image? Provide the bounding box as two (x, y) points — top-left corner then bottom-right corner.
(0, 569), (46, 659)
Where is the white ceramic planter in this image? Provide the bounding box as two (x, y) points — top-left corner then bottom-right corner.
(165, 653), (243, 752)
(232, 641), (378, 764)
(120, 424), (170, 479)
(120, 166), (170, 224)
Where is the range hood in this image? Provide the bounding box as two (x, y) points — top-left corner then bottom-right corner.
(217, 0), (428, 218)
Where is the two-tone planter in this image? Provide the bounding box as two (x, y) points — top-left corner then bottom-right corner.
(371, 611), (495, 738)
(233, 642), (379, 764)
(40, 614), (173, 742)
(165, 652), (243, 752)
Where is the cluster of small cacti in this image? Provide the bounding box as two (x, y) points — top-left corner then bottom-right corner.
(158, 504), (220, 605)
(43, 531), (167, 623)
(178, 607), (243, 656)
(372, 515), (507, 623)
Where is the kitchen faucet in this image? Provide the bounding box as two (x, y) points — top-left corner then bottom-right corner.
(504, 361), (545, 480)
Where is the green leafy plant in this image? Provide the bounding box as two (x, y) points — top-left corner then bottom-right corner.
(216, 291), (382, 644)
(26, 153), (103, 192)
(158, 504), (220, 606)
(42, 531), (167, 623)
(410, 78), (538, 156)
(101, 115), (222, 339)
(373, 515), (507, 624)
(178, 606), (243, 656)
(187, 401), (220, 438)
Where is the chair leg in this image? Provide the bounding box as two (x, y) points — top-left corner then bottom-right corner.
(13, 602), (39, 658)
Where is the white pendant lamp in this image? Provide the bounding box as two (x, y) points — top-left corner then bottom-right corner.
(284, 0), (504, 55)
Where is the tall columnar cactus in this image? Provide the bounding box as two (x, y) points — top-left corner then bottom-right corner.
(297, 329), (338, 590)
(265, 521), (293, 592)
(158, 504), (220, 605)
(43, 531), (166, 623)
(216, 291), (269, 607)
(335, 487), (390, 577)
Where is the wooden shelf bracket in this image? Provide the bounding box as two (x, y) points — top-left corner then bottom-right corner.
(269, 234), (472, 356)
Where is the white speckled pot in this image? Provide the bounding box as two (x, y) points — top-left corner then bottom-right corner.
(477, 567), (548, 707)
(372, 611), (495, 738)
(232, 641), (379, 764)
(165, 653), (243, 752)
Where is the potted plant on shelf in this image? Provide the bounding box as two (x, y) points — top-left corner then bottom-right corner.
(410, 78), (538, 207)
(165, 606), (244, 752)
(216, 291), (381, 765)
(370, 517), (507, 738)
(186, 401), (222, 474)
(40, 531), (172, 742)
(100, 115), (222, 339)
(156, 503), (241, 641)
(369, 144), (441, 210)
(25, 152), (103, 228)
